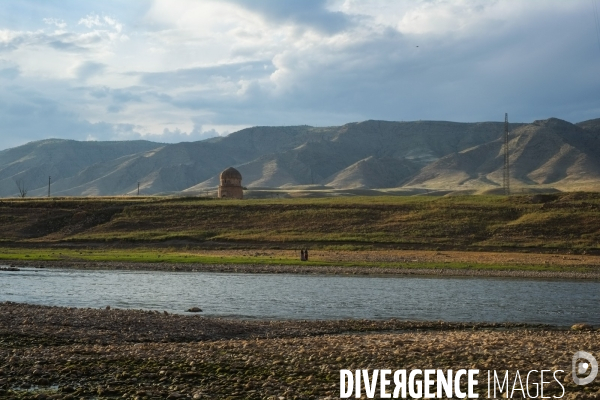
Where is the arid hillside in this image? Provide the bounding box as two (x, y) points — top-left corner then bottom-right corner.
(408, 118), (600, 190)
(2, 118), (600, 196)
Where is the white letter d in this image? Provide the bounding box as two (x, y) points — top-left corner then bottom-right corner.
(341, 370), (353, 398)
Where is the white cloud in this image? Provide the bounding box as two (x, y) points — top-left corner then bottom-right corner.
(78, 14), (103, 28)
(43, 18), (67, 29)
(0, 0), (597, 150)
(102, 16), (122, 32)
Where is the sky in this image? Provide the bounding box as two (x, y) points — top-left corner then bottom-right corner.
(0, 0), (599, 150)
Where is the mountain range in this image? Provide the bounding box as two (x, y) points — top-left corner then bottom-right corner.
(1, 117), (599, 197)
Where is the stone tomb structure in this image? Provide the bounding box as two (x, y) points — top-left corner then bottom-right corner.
(218, 167), (243, 199)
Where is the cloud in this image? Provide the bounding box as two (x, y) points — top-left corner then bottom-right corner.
(225, 0), (354, 34)
(78, 14), (103, 28)
(79, 14), (123, 33)
(0, 91), (141, 149)
(47, 39), (87, 52)
(139, 60), (275, 88)
(0, 1), (598, 151)
(159, 125), (221, 142)
(43, 18), (67, 29)
(74, 61), (106, 80)
(87, 122), (237, 144)
(0, 22), (123, 56)
(0, 60), (20, 79)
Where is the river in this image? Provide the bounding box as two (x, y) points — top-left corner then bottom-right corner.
(1, 267), (598, 325)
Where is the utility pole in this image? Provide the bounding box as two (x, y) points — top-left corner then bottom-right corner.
(137, 182), (140, 196)
(503, 113), (510, 196)
(48, 176), (51, 198)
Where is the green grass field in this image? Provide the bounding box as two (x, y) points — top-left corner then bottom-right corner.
(0, 247), (592, 273)
(1, 192), (600, 250)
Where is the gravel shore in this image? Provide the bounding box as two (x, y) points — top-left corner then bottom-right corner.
(6, 259), (600, 280)
(1, 303), (599, 399)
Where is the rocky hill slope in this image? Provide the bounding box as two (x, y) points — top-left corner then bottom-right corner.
(407, 118), (600, 190)
(1, 118), (598, 196)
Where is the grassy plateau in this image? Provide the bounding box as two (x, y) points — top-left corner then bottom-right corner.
(1, 192), (600, 274)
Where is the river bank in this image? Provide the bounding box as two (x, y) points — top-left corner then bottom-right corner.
(4, 258), (600, 279)
(0, 303), (598, 399)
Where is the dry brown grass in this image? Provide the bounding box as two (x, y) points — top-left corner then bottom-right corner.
(2, 193), (600, 252)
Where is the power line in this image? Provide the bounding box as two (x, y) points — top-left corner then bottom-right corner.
(593, 0), (600, 54)
(503, 113), (510, 196)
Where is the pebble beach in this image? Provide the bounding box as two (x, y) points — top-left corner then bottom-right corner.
(0, 302), (599, 399)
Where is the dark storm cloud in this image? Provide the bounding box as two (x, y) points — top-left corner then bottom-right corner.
(0, 61), (20, 80)
(224, 0), (354, 34)
(47, 40), (88, 52)
(110, 89), (143, 103)
(104, 88), (144, 113)
(75, 61), (106, 80)
(84, 85), (161, 104)
(78, 85), (146, 114)
(220, 3), (600, 124)
(139, 61), (275, 88)
(0, 83), (145, 148)
(0, 97), (139, 148)
(0, 30), (93, 54)
(107, 104), (123, 113)
(89, 86), (110, 98)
